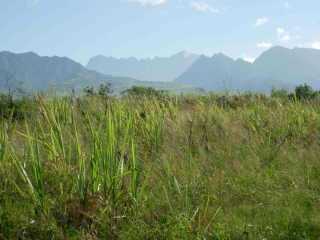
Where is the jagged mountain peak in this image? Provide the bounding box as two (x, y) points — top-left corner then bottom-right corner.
(0, 51), (139, 92)
(87, 51), (200, 82)
(176, 47), (320, 92)
(172, 51), (195, 58)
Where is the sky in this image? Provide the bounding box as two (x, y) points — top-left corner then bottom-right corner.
(0, 0), (320, 64)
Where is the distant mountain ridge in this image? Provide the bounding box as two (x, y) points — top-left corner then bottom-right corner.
(87, 51), (200, 82)
(176, 47), (320, 92)
(0, 51), (139, 93)
(175, 53), (253, 91)
(0, 51), (198, 94)
(1, 47), (320, 94)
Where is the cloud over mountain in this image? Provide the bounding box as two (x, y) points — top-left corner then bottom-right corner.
(128, 0), (167, 7)
(257, 42), (273, 49)
(255, 17), (269, 27)
(190, 1), (219, 13)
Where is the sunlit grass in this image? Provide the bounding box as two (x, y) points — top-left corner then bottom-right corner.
(0, 94), (320, 239)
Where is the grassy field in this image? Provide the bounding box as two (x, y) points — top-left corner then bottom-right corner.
(0, 93), (320, 239)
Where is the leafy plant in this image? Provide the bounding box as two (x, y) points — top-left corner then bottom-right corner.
(122, 86), (168, 99)
(294, 83), (318, 100)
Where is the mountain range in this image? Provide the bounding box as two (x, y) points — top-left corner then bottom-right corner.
(0, 51), (141, 93)
(177, 47), (320, 92)
(0, 51), (197, 94)
(87, 51), (199, 82)
(0, 46), (320, 94)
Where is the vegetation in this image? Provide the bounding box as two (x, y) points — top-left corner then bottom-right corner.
(0, 93), (35, 120)
(0, 85), (320, 239)
(271, 83), (320, 101)
(294, 84), (320, 100)
(84, 83), (113, 97)
(122, 86), (169, 98)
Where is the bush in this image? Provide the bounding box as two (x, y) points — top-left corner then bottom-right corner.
(98, 83), (112, 97)
(0, 94), (35, 120)
(294, 84), (317, 100)
(83, 83), (112, 97)
(271, 88), (289, 99)
(122, 86), (168, 98)
(271, 84), (320, 101)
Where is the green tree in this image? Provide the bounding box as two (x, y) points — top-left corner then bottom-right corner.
(294, 84), (316, 100)
(98, 83), (112, 97)
(122, 86), (168, 98)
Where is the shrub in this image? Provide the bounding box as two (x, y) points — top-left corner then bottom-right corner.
(122, 86), (168, 98)
(271, 84), (320, 102)
(271, 88), (289, 99)
(0, 94), (35, 120)
(97, 83), (112, 97)
(83, 83), (113, 97)
(294, 84), (317, 100)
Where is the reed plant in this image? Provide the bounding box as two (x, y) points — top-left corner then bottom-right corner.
(1, 94), (320, 239)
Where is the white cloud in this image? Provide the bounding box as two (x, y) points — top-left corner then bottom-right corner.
(257, 42), (273, 49)
(255, 17), (269, 27)
(128, 0), (167, 7)
(190, 1), (219, 13)
(311, 41), (320, 50)
(277, 28), (285, 35)
(281, 35), (291, 41)
(277, 27), (291, 42)
(243, 56), (255, 63)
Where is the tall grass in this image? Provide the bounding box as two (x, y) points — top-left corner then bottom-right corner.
(1, 94), (320, 239)
(13, 122), (46, 216)
(0, 121), (7, 164)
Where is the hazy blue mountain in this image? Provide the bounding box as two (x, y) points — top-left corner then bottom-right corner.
(87, 51), (200, 82)
(0, 51), (198, 94)
(3, 47), (319, 94)
(175, 53), (253, 91)
(0, 51), (139, 93)
(176, 47), (320, 92)
(252, 46), (320, 90)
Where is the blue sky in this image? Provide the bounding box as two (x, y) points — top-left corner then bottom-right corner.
(1, 0), (320, 64)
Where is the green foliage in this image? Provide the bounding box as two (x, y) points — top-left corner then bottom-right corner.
(83, 83), (113, 97)
(97, 83), (113, 97)
(271, 88), (289, 99)
(122, 86), (168, 98)
(271, 84), (320, 102)
(1, 92), (320, 239)
(0, 94), (35, 120)
(83, 86), (95, 96)
(294, 84), (318, 100)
